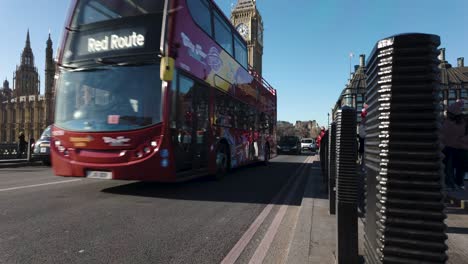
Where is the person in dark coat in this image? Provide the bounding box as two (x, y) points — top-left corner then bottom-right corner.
(17, 132), (27, 158)
(441, 100), (468, 190)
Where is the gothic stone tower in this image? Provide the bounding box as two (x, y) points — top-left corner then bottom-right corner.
(14, 30), (40, 97)
(231, 0), (264, 76)
(45, 33), (56, 125)
(0, 31), (55, 142)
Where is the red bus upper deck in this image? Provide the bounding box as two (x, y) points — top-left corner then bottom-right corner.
(52, 0), (277, 181)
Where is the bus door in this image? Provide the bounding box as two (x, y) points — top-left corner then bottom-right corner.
(192, 83), (209, 169)
(172, 75), (209, 172)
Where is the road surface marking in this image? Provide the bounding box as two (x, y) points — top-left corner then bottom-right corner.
(0, 179), (82, 192)
(221, 156), (312, 264)
(248, 156), (312, 264)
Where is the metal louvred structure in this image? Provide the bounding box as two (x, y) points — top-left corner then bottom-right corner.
(363, 33), (448, 263)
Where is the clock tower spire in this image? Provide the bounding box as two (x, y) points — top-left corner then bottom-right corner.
(231, 0), (263, 76)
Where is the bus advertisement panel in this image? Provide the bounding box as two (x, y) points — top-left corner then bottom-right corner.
(52, 0), (277, 181)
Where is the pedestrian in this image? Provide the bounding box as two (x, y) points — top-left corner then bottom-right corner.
(441, 100), (468, 190)
(316, 127), (325, 151)
(17, 132), (27, 158)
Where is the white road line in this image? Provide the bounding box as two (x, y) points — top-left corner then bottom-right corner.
(221, 156), (312, 264)
(248, 156), (312, 264)
(0, 179), (82, 192)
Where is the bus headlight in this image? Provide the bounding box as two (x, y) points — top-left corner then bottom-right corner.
(55, 140), (65, 152)
(132, 138), (160, 160)
(54, 140), (69, 157)
(144, 147), (151, 154)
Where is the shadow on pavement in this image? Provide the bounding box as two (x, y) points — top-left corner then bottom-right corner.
(102, 158), (321, 206)
(446, 226), (468, 235)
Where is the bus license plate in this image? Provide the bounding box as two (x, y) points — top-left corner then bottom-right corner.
(86, 171), (112, 180)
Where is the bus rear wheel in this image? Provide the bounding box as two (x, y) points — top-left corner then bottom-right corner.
(213, 143), (229, 180)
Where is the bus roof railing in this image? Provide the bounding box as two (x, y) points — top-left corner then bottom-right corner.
(248, 66), (277, 96)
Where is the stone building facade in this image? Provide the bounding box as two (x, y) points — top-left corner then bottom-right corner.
(295, 120), (322, 138)
(333, 54), (367, 122)
(0, 31), (55, 142)
(438, 48), (468, 112)
(333, 49), (468, 121)
(231, 0), (264, 76)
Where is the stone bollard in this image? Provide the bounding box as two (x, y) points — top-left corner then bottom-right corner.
(328, 122), (337, 215)
(335, 106), (358, 264)
(363, 33), (447, 263)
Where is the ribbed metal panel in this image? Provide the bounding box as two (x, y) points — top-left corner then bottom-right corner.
(328, 122), (337, 215)
(363, 33), (447, 264)
(336, 107), (358, 203)
(335, 107), (358, 264)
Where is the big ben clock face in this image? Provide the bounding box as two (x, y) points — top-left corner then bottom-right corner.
(236, 23), (249, 39)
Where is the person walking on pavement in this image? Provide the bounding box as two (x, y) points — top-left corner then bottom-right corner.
(441, 100), (468, 190)
(316, 127), (326, 151)
(17, 132), (27, 158)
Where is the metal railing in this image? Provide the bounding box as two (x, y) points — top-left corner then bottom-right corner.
(0, 142), (32, 163)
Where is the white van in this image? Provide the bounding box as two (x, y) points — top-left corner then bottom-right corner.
(300, 138), (316, 153)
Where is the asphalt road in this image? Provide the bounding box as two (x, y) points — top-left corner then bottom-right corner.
(0, 154), (318, 264)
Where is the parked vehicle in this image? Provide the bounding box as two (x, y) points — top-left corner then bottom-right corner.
(277, 136), (301, 155)
(32, 125), (52, 165)
(300, 138), (316, 153)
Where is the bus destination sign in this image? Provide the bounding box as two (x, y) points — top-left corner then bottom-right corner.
(88, 32), (145, 53)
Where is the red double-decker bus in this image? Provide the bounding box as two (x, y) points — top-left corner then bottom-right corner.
(52, 0), (277, 181)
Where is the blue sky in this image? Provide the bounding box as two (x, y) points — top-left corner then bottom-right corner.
(1, 0), (467, 126)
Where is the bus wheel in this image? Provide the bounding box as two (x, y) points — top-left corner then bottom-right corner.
(263, 144), (270, 166)
(213, 143), (229, 180)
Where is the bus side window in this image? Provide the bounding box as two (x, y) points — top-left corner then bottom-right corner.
(260, 113), (270, 133)
(269, 116), (274, 135)
(187, 0), (213, 36)
(249, 108), (256, 131)
(239, 101), (247, 130)
(177, 76), (194, 130)
(214, 91), (232, 128)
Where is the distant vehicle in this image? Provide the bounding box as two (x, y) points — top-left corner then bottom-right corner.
(300, 138), (316, 153)
(51, 0), (277, 181)
(32, 125), (52, 165)
(277, 136), (301, 155)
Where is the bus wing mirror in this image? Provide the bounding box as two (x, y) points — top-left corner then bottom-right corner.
(160, 57), (175, 81)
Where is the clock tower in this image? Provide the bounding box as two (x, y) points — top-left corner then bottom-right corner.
(231, 0), (263, 76)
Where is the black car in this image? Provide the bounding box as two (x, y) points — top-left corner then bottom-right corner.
(32, 125), (52, 165)
(277, 136), (301, 155)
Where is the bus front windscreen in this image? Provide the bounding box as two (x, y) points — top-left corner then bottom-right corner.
(55, 64), (162, 132)
(71, 0), (165, 27)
